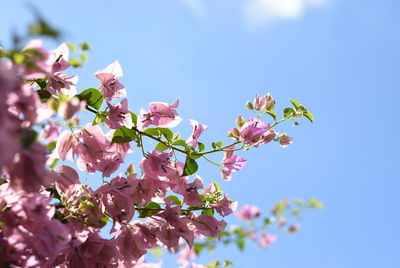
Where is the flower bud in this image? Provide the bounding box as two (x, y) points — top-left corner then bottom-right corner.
(265, 93), (275, 111)
(246, 101), (254, 110)
(288, 224), (300, 233)
(230, 127), (240, 138)
(236, 116), (245, 127)
(126, 163), (136, 176)
(254, 94), (266, 111)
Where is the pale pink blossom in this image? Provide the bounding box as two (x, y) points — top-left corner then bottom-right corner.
(254, 93), (267, 111)
(186, 119), (208, 148)
(105, 99), (133, 129)
(95, 60), (126, 100)
(236, 205), (261, 220)
(259, 232), (277, 248)
(213, 196), (238, 217)
(137, 99), (182, 130)
(279, 133), (293, 147)
(40, 120), (60, 142)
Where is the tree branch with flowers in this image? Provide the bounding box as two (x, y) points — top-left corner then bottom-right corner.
(0, 20), (321, 268)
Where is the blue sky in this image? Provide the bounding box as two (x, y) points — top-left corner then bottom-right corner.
(1, 0), (400, 267)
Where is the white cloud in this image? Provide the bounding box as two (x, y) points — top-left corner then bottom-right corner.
(244, 0), (326, 27)
(180, 0), (206, 16)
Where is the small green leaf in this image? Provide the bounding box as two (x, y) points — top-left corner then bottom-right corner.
(188, 154), (201, 160)
(98, 213), (109, 228)
(194, 243), (206, 255)
(78, 42), (91, 51)
(289, 99), (301, 109)
(92, 111), (109, 125)
(265, 110), (277, 120)
(165, 195), (182, 206)
(198, 142), (206, 152)
(284, 107), (295, 119)
(78, 88), (104, 110)
(216, 141), (223, 149)
(155, 142), (169, 151)
(67, 43), (76, 52)
(173, 139), (188, 148)
(138, 202), (162, 218)
(182, 157), (198, 176)
(303, 110), (314, 123)
(69, 58), (81, 67)
(112, 127), (137, 144)
(80, 53), (88, 64)
(143, 127), (173, 140)
(308, 197), (324, 209)
(201, 208), (214, 216)
(236, 239), (245, 251)
(131, 112), (137, 126)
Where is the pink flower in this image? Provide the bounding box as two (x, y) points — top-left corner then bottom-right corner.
(46, 72), (78, 97)
(186, 119), (208, 148)
(140, 150), (177, 178)
(279, 133), (293, 147)
(58, 96), (86, 119)
(219, 147), (246, 181)
(236, 205), (261, 220)
(3, 142), (53, 193)
(95, 60), (126, 100)
(192, 214), (227, 239)
(137, 99), (182, 130)
(50, 43), (71, 73)
(213, 196), (238, 217)
(105, 99), (133, 129)
(177, 245), (196, 268)
(232, 117), (270, 146)
(259, 232), (277, 248)
(21, 39), (53, 79)
(40, 120), (60, 143)
(253, 93), (267, 111)
(222, 152), (247, 172)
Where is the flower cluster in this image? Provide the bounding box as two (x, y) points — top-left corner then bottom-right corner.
(0, 39), (314, 267)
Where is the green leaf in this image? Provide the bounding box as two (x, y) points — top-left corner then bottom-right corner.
(236, 239), (245, 251)
(143, 127), (173, 140)
(194, 243), (206, 255)
(80, 53), (88, 64)
(188, 154), (201, 160)
(138, 202), (162, 218)
(265, 110), (277, 120)
(49, 158), (59, 169)
(35, 79), (47, 90)
(131, 112), (137, 126)
(303, 110), (314, 123)
(92, 111), (109, 125)
(216, 141), (223, 149)
(165, 195), (182, 206)
(308, 197), (324, 209)
(289, 99), (301, 109)
(155, 142), (169, 151)
(223, 260), (234, 267)
(112, 127), (137, 144)
(182, 157), (198, 176)
(69, 58), (81, 67)
(172, 139), (188, 148)
(67, 43), (76, 52)
(78, 42), (91, 51)
(98, 213), (109, 228)
(201, 208), (214, 216)
(78, 88), (104, 110)
(198, 142), (206, 152)
(284, 107), (295, 119)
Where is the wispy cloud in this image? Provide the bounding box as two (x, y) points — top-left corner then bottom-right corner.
(244, 0), (327, 27)
(180, 0), (206, 16)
